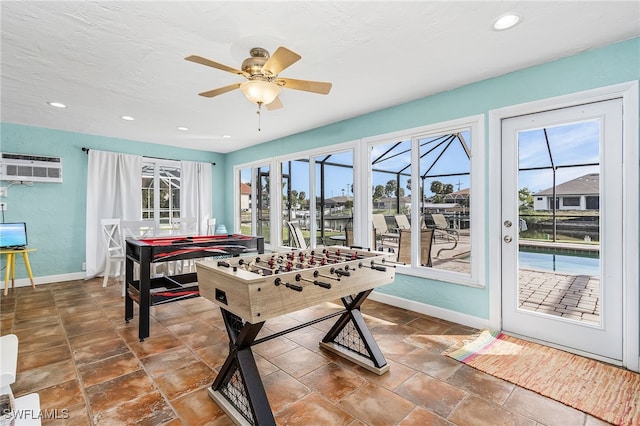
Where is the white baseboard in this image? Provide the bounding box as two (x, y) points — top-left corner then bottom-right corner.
(369, 291), (491, 330)
(1, 272), (87, 290)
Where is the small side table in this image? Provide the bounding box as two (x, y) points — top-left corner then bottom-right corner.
(1, 248), (36, 296)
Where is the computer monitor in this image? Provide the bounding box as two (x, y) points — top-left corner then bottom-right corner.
(0, 222), (28, 248)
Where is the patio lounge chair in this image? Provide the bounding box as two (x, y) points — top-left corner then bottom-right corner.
(394, 214), (411, 230)
(429, 213), (459, 257)
(372, 214), (399, 248)
(431, 214), (457, 234)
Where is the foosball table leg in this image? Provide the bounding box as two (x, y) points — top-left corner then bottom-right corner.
(319, 290), (389, 375)
(209, 309), (276, 426)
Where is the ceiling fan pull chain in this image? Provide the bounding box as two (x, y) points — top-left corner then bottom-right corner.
(257, 102), (263, 131)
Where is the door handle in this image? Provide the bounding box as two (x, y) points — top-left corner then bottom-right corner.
(504, 235), (513, 243)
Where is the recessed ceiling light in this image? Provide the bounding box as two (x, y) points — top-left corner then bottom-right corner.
(47, 102), (67, 108)
(492, 13), (522, 31)
(177, 126), (189, 131)
(223, 135), (231, 138)
(121, 115), (135, 121)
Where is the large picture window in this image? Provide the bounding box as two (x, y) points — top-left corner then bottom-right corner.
(366, 116), (484, 286)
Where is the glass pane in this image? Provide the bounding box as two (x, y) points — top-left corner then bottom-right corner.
(314, 151), (353, 246)
(371, 140), (411, 251)
(419, 132), (471, 274)
(239, 168), (253, 236)
(281, 159), (310, 248)
(257, 166), (271, 244)
(517, 120), (601, 324)
(142, 176), (154, 221)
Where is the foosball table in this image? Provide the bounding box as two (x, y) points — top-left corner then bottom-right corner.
(196, 247), (397, 425)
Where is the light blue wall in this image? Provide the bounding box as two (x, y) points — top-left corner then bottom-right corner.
(223, 37), (640, 320)
(0, 125), (225, 278)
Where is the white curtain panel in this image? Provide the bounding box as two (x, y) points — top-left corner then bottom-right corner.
(85, 150), (142, 277)
(180, 160), (212, 235)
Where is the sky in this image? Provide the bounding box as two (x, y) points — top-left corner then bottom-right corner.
(518, 120), (600, 193)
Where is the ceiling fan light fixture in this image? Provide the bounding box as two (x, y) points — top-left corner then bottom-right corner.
(240, 80), (281, 105)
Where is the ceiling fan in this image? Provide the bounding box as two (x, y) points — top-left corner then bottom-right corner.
(185, 46), (332, 111)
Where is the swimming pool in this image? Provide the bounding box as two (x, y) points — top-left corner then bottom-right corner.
(519, 250), (600, 276)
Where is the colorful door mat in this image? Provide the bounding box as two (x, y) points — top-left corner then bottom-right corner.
(446, 330), (640, 426)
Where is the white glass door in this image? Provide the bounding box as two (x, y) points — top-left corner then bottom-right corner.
(501, 99), (623, 361)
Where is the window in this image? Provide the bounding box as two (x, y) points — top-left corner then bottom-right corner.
(562, 196), (580, 207)
(142, 160), (181, 228)
(232, 116), (483, 288)
(365, 115), (484, 286)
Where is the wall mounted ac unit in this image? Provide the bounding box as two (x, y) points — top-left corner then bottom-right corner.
(0, 152), (63, 183)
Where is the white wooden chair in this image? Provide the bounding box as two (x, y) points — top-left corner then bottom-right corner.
(100, 218), (125, 294)
(286, 220), (308, 249)
(172, 217), (199, 236)
(120, 219), (161, 277)
(120, 219), (156, 239)
(207, 218), (217, 235)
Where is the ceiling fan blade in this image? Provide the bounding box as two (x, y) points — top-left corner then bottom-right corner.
(276, 77), (332, 95)
(185, 55), (249, 77)
(266, 97), (283, 111)
(198, 83), (242, 98)
(262, 46), (301, 76)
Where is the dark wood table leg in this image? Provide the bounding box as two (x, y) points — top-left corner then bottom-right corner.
(137, 248), (151, 341)
(125, 253), (134, 323)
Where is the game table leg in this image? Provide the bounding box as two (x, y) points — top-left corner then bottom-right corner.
(125, 254), (134, 324)
(320, 290), (389, 374)
(209, 309), (275, 426)
(137, 250), (152, 341)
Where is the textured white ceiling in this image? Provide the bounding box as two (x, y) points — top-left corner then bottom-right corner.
(1, 1), (638, 153)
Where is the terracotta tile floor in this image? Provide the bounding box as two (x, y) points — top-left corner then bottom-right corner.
(0, 278), (612, 425)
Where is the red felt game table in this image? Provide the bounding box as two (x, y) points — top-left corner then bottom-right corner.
(124, 234), (264, 341)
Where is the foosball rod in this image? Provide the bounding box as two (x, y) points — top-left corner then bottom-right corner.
(321, 250), (369, 262)
(273, 277), (303, 292)
(295, 274), (332, 289)
(357, 260), (389, 272)
(238, 259), (275, 273)
(313, 270), (341, 281)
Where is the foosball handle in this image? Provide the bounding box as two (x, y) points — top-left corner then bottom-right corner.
(314, 280), (331, 289)
(285, 282), (303, 292)
(357, 261), (387, 272)
(274, 277), (304, 292)
(370, 260), (387, 272)
(333, 267), (351, 277)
